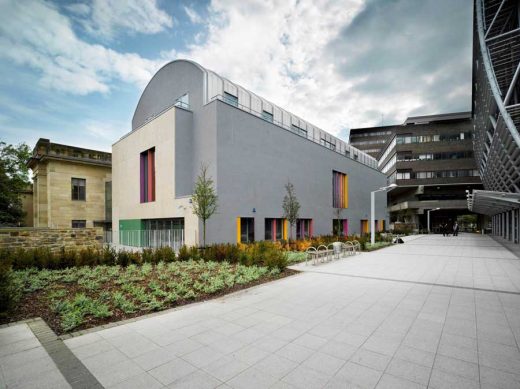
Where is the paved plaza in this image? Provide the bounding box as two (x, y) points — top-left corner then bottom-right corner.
(2, 234), (520, 388)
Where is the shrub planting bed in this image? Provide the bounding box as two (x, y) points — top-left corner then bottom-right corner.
(2, 260), (295, 334)
(0, 242), (294, 334)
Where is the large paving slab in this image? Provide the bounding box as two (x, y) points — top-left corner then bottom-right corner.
(60, 233), (520, 388)
(292, 234), (520, 293)
(0, 323), (71, 389)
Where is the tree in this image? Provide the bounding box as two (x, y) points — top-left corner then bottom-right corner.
(282, 181), (300, 240)
(191, 164), (218, 247)
(0, 142), (31, 226)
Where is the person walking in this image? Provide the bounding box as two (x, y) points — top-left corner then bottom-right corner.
(442, 223), (447, 237)
(453, 222), (459, 236)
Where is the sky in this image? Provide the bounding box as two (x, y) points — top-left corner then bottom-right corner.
(0, 0), (473, 152)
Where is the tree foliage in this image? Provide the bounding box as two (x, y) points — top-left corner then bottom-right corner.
(191, 164), (218, 247)
(282, 181), (300, 239)
(0, 142), (31, 226)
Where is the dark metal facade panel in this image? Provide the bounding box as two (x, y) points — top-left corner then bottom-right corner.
(473, 0), (520, 195)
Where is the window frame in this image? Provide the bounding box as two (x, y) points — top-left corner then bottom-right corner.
(71, 177), (86, 201)
(224, 92), (238, 107)
(71, 220), (86, 228)
(262, 110), (274, 123)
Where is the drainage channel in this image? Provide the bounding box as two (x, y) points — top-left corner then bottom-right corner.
(27, 318), (103, 389)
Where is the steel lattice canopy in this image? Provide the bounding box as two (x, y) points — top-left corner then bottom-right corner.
(468, 190), (520, 215)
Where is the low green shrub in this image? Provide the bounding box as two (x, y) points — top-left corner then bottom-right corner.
(0, 240), (290, 271)
(202, 243), (241, 263)
(0, 262), (21, 316)
(287, 251), (306, 264)
(57, 292), (113, 331)
(177, 245), (190, 262)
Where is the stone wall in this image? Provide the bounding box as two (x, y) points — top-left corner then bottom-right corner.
(0, 228), (103, 253)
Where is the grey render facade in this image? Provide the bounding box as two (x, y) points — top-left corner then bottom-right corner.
(112, 60), (388, 247)
(353, 113), (482, 231)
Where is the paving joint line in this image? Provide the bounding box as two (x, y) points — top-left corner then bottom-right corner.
(300, 270), (520, 295)
(26, 318), (103, 389)
(488, 234), (520, 260)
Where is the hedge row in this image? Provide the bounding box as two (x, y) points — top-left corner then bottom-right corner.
(0, 241), (287, 271)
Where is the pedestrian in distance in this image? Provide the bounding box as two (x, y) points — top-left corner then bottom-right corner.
(453, 221), (459, 237)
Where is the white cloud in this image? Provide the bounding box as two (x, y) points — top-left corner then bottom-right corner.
(175, 0), (368, 137)
(184, 6), (203, 24)
(0, 0), (164, 95)
(83, 119), (126, 145)
(65, 3), (90, 16)
(175, 0), (471, 137)
(0, 0), (472, 142)
(68, 0), (173, 39)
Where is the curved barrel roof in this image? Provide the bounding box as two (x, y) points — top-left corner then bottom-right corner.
(132, 59), (377, 169)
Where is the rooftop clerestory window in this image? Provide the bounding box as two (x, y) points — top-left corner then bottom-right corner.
(174, 93), (190, 110)
(223, 92), (238, 107)
(262, 111), (273, 123)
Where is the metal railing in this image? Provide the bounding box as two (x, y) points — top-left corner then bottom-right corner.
(209, 94), (378, 170)
(104, 229), (185, 251)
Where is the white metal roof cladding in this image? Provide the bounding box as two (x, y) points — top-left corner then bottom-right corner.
(132, 59), (377, 169)
(199, 61), (378, 169)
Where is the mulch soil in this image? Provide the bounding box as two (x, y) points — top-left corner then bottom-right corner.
(1, 268), (298, 335)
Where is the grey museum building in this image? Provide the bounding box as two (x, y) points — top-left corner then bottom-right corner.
(112, 60), (388, 247)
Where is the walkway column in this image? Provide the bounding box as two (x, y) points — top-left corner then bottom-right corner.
(513, 209), (520, 243)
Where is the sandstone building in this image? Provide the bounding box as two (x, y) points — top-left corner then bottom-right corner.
(27, 139), (112, 230)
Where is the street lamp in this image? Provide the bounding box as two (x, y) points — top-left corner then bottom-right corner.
(427, 208), (441, 233)
(371, 183), (397, 245)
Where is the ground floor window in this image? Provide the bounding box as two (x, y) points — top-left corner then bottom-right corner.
(119, 218), (184, 249)
(238, 217), (254, 243)
(360, 219), (369, 235)
(296, 219), (313, 239)
(72, 220), (86, 228)
(143, 218), (184, 231)
(265, 218), (285, 241)
(332, 219), (348, 236)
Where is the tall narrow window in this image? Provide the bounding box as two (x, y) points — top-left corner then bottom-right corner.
(238, 217), (254, 243)
(265, 218), (285, 241)
(332, 219), (348, 236)
(332, 171), (348, 208)
(71, 178), (86, 201)
(360, 219), (369, 235)
(296, 219), (312, 239)
(140, 148), (156, 203)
